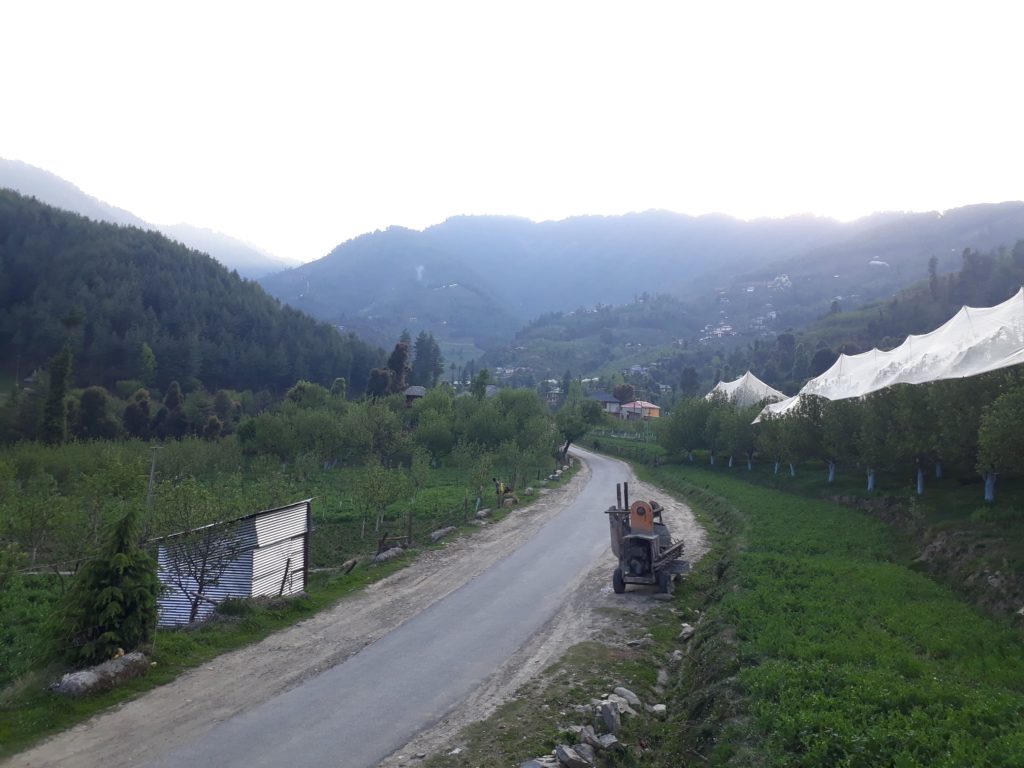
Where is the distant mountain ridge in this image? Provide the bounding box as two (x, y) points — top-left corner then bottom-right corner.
(0, 158), (292, 278)
(259, 212), (849, 347)
(260, 203), (1024, 355)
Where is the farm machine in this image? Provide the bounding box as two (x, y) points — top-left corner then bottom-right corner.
(604, 482), (688, 594)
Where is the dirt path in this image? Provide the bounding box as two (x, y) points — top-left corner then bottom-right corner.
(6, 453), (706, 768)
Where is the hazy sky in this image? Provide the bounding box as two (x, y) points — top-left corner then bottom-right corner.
(3, 1), (1022, 263)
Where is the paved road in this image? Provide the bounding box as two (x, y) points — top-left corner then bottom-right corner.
(152, 448), (628, 768)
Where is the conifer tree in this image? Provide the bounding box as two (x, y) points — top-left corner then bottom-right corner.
(57, 506), (161, 666)
(40, 345), (73, 444)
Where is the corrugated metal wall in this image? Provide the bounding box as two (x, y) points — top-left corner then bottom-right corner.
(157, 500), (310, 627)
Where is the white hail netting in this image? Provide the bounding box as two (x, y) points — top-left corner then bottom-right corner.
(706, 371), (787, 407)
(758, 287), (1024, 421)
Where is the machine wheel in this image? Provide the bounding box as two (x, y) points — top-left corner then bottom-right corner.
(612, 567), (626, 594)
(657, 569), (673, 595)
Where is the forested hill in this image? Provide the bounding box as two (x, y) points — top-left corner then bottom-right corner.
(0, 190), (382, 394)
(0, 158), (292, 278)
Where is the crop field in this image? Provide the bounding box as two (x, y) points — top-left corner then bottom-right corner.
(645, 464), (1024, 766)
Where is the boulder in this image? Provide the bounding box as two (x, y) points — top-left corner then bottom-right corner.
(475, 508), (491, 520)
(503, 498), (516, 508)
(613, 686), (642, 709)
(573, 743), (596, 765)
(650, 703), (668, 719)
(668, 649), (684, 666)
(606, 693), (638, 717)
(430, 526), (457, 543)
(549, 474), (559, 481)
(373, 547), (405, 563)
(555, 744), (592, 768)
(579, 725), (602, 751)
(561, 464), (570, 471)
(678, 623), (696, 641)
(599, 700), (621, 734)
(598, 734), (623, 752)
(51, 652), (150, 697)
(524, 487), (535, 495)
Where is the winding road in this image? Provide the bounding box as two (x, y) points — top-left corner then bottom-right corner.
(151, 448), (623, 767)
(7, 448), (708, 768)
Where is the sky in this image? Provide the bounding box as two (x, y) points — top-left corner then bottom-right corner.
(3, 1), (1023, 264)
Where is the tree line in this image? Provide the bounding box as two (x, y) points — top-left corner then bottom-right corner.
(658, 368), (1024, 501)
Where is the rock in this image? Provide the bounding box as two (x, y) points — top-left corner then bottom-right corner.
(573, 743), (597, 765)
(503, 498), (516, 508)
(598, 734), (623, 751)
(599, 700), (621, 734)
(613, 686), (642, 708)
(650, 703), (668, 719)
(340, 557), (360, 574)
(549, 474), (559, 480)
(573, 704), (594, 715)
(564, 724), (584, 738)
(475, 508), (491, 519)
(561, 465), (570, 471)
(678, 623), (696, 641)
(429, 526), (457, 543)
(606, 693), (638, 717)
(51, 652), (150, 697)
(579, 725), (601, 750)
(524, 487), (535, 495)
(656, 668), (670, 687)
(373, 547), (405, 563)
(555, 744), (593, 768)
(668, 649), (684, 666)
(522, 756), (559, 768)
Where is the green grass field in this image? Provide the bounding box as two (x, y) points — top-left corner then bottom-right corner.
(644, 464), (1024, 767)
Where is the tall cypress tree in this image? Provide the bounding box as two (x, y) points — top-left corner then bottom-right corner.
(57, 506), (161, 666)
(40, 345), (73, 444)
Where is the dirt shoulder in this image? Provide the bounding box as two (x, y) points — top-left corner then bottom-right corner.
(6, 455), (707, 768)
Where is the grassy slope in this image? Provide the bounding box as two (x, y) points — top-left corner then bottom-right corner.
(430, 455), (1024, 767)
(647, 464), (1024, 767)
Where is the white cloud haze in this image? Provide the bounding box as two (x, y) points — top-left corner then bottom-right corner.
(3, 0), (1022, 263)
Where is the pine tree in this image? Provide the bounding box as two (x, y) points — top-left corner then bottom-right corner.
(57, 506), (161, 666)
(40, 345), (73, 444)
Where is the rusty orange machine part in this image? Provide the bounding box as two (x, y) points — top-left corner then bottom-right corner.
(628, 500), (654, 534)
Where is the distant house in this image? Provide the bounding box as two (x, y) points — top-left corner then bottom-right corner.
(619, 400), (661, 420)
(545, 386), (563, 407)
(404, 385), (426, 407)
(588, 391), (621, 415)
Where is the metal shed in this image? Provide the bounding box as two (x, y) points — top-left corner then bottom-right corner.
(155, 499), (311, 627)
